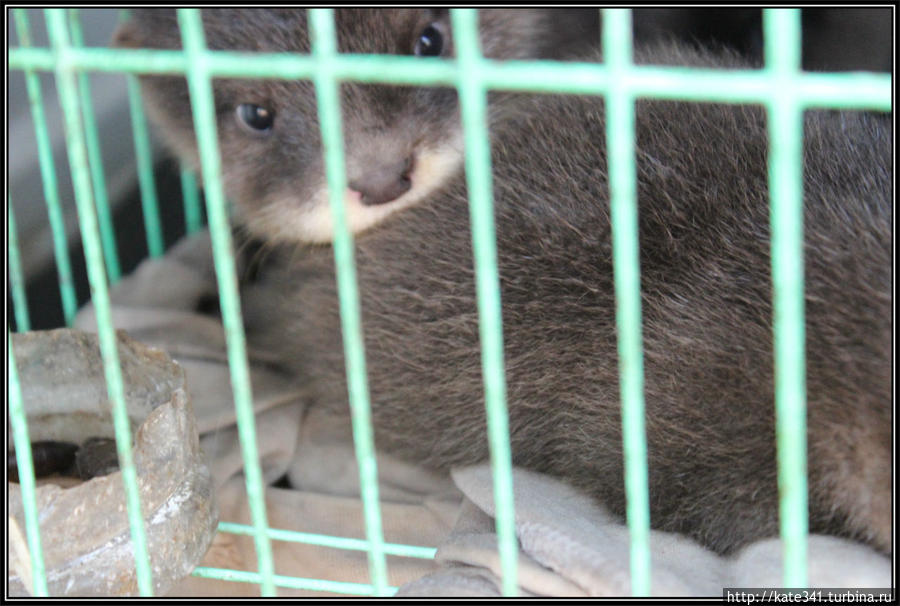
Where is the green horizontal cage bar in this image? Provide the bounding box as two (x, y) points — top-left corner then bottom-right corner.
(6, 6), (891, 599)
(217, 522), (436, 560)
(8, 45), (891, 110)
(191, 566), (395, 595)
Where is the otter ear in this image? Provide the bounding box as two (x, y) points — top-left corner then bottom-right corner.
(111, 9), (181, 50)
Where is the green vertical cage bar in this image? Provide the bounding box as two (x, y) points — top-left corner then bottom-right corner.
(121, 10), (164, 258)
(603, 9), (652, 597)
(44, 9), (155, 596)
(308, 9), (390, 597)
(13, 9), (78, 326)
(68, 8), (121, 283)
(451, 8), (519, 597)
(7, 335), (48, 596)
(764, 8), (809, 588)
(176, 9), (277, 597)
(8, 199), (32, 332)
(180, 164), (204, 234)
(125, 74), (165, 258)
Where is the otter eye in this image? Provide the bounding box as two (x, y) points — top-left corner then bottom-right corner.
(236, 103), (275, 134)
(414, 24), (444, 57)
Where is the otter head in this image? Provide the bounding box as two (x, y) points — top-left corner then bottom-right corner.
(115, 8), (578, 243)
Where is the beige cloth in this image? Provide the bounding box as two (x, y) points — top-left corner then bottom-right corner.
(398, 466), (892, 596)
(73, 231), (892, 597)
(74, 232), (461, 597)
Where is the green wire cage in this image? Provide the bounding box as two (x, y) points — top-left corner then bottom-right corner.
(6, 7), (893, 598)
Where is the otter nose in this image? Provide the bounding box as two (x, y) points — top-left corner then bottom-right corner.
(348, 156), (413, 206)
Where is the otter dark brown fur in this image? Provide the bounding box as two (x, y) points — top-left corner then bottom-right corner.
(240, 46), (891, 556)
(121, 10), (892, 557)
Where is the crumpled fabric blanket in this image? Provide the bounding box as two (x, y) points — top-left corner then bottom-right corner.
(74, 232), (461, 597)
(397, 466), (892, 597)
(73, 230), (891, 597)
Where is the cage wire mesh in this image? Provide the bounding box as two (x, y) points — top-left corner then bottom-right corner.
(6, 7), (893, 598)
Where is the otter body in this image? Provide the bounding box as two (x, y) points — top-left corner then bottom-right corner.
(122, 10), (892, 556)
(241, 47), (891, 555)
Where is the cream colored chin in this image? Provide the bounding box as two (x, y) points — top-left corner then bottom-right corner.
(248, 139), (463, 244)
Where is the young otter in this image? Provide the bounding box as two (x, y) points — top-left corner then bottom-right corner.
(121, 10), (891, 556)
(115, 8), (601, 243)
(238, 43), (891, 556)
